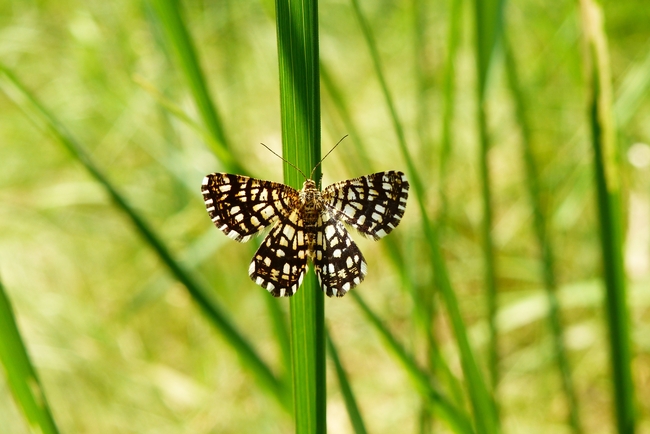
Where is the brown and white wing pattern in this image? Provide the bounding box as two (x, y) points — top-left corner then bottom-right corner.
(248, 208), (309, 297)
(202, 170), (409, 297)
(202, 173), (307, 297)
(322, 171), (409, 240)
(312, 215), (367, 297)
(201, 173), (298, 243)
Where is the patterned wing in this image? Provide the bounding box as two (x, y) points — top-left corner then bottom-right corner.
(322, 171), (409, 240)
(248, 208), (308, 297)
(313, 216), (367, 297)
(201, 173), (299, 242)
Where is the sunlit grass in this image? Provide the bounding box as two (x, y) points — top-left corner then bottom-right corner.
(1, 0), (650, 433)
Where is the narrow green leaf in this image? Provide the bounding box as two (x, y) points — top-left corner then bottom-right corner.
(326, 331), (368, 434)
(437, 0), (463, 223)
(472, 0), (505, 396)
(147, 0), (246, 174)
(579, 1), (636, 432)
(0, 278), (61, 434)
(351, 292), (476, 434)
(275, 0), (325, 432)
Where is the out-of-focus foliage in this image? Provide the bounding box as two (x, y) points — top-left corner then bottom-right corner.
(1, 0), (649, 433)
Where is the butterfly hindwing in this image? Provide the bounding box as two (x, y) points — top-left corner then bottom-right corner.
(248, 210), (309, 297)
(313, 216), (367, 297)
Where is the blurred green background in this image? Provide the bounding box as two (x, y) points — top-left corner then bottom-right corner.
(1, 0), (650, 433)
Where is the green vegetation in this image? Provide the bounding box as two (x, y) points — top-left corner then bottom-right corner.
(1, 0), (649, 433)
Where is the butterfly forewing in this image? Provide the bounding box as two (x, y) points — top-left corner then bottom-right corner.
(322, 171), (409, 240)
(202, 173), (299, 242)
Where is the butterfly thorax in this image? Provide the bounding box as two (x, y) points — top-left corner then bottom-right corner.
(299, 179), (324, 231)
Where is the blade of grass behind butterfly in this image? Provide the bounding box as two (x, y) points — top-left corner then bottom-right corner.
(326, 331), (368, 434)
(275, 0), (325, 431)
(438, 0), (463, 227)
(351, 292), (476, 434)
(0, 64), (288, 411)
(146, 0), (245, 175)
(579, 1), (636, 432)
(503, 35), (583, 434)
(473, 0), (504, 396)
(0, 278), (61, 434)
(349, 1), (499, 432)
(321, 60), (467, 416)
(146, 0), (292, 381)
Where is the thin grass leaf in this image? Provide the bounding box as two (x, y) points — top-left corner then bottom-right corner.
(437, 0), (463, 224)
(147, 0), (245, 175)
(472, 0), (505, 395)
(579, 1), (636, 432)
(0, 64), (288, 410)
(349, 1), (499, 432)
(275, 0), (325, 432)
(351, 292), (476, 434)
(0, 278), (61, 434)
(503, 36), (583, 434)
(326, 331), (368, 434)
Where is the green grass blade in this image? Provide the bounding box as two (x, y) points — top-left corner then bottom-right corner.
(579, 1), (636, 432)
(0, 64), (287, 409)
(0, 278), (61, 434)
(351, 292), (476, 434)
(326, 331), (368, 434)
(472, 0), (505, 394)
(438, 0), (463, 224)
(148, 0), (245, 175)
(503, 36), (583, 434)
(350, 1), (499, 432)
(275, 0), (325, 431)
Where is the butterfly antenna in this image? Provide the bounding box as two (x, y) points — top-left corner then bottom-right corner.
(260, 143), (308, 180)
(309, 135), (349, 180)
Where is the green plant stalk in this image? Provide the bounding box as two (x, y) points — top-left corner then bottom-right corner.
(0, 64), (288, 410)
(0, 279), (61, 434)
(503, 38), (583, 434)
(350, 0), (499, 432)
(275, 0), (325, 432)
(326, 332), (368, 434)
(580, 1), (636, 432)
(473, 0), (504, 395)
